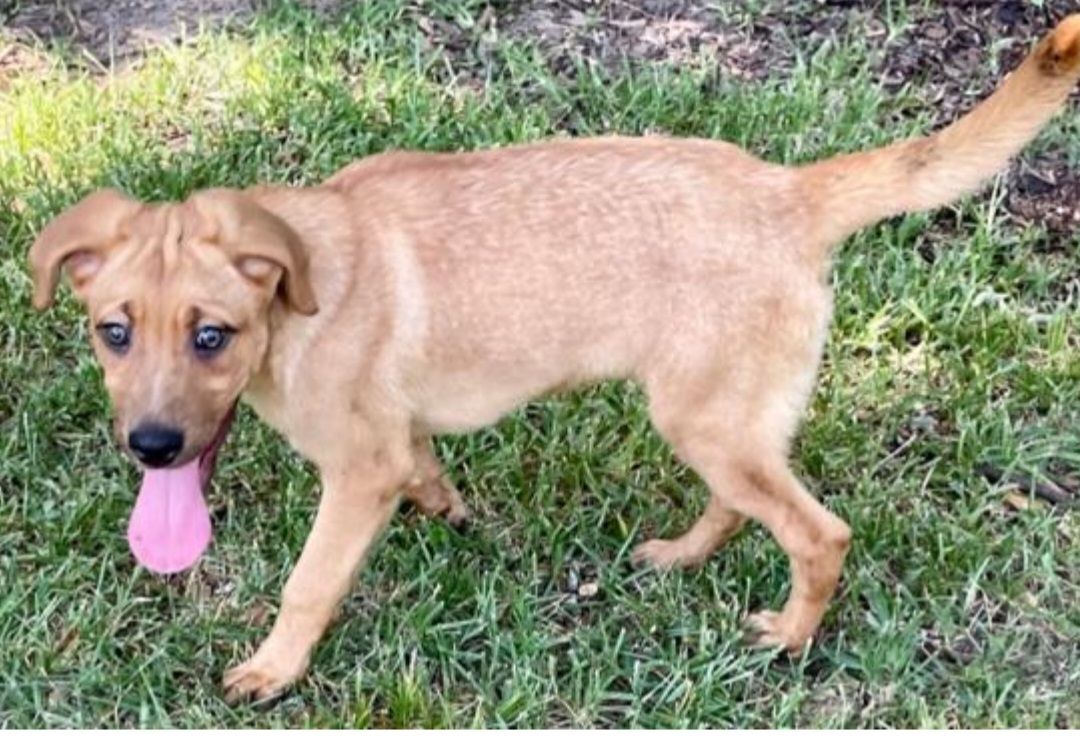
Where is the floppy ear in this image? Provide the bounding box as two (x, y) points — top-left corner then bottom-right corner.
(28, 189), (141, 310)
(192, 189), (318, 316)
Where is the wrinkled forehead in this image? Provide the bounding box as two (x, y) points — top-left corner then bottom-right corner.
(86, 202), (254, 318)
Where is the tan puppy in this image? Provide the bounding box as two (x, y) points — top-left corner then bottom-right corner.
(28, 17), (1080, 702)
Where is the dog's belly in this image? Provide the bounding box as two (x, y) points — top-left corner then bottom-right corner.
(416, 381), (540, 434)
(414, 362), (617, 435)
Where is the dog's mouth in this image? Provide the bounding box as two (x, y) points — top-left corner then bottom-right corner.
(126, 404), (237, 575)
(197, 403), (237, 488)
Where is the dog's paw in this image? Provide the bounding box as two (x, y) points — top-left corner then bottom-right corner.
(223, 650), (307, 705)
(631, 538), (702, 570)
(743, 610), (812, 653)
(442, 493), (470, 528)
(404, 479), (470, 528)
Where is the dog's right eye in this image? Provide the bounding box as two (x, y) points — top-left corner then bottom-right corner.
(96, 323), (131, 353)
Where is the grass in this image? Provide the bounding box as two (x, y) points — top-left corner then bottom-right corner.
(1, 0), (1078, 728)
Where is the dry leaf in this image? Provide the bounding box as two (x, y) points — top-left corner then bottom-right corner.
(1004, 491), (1048, 511)
(1004, 491), (1032, 510)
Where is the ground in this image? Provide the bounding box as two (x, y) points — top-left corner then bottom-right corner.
(1, 0), (1078, 729)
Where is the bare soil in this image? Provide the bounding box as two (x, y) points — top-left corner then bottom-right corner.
(4, 0), (265, 63)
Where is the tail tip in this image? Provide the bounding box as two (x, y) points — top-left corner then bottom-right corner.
(1038, 14), (1080, 76)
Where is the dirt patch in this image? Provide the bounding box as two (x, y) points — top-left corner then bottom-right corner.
(875, 2), (1066, 121)
(1007, 155), (1080, 251)
(495, 1), (782, 82)
(410, 1), (793, 85)
(419, 2), (1072, 90)
(5, 1), (258, 64)
(2, 0), (340, 65)
(0, 35), (53, 85)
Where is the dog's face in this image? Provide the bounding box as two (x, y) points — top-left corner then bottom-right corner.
(29, 189), (317, 468)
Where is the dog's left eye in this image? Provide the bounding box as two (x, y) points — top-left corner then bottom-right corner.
(193, 326), (233, 356)
(97, 322), (132, 353)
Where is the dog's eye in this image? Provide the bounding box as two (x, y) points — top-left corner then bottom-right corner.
(193, 326), (233, 356)
(97, 323), (131, 353)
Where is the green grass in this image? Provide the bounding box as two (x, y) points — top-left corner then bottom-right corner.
(1, 0), (1078, 728)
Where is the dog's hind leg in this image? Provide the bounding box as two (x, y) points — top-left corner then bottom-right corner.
(639, 374), (850, 652)
(402, 437), (469, 527)
(633, 495), (746, 569)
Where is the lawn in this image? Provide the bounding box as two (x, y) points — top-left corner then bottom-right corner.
(0, 0), (1078, 729)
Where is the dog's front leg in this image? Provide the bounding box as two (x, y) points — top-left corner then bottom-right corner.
(223, 443), (413, 703)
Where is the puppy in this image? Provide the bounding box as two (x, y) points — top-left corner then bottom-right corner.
(28, 17), (1080, 702)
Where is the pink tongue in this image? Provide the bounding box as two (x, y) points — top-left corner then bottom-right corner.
(127, 458), (212, 574)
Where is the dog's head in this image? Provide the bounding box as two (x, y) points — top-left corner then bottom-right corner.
(29, 188), (318, 469)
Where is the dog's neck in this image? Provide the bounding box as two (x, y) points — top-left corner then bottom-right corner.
(240, 185), (369, 432)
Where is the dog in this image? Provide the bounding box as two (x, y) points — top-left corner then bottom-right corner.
(28, 16), (1080, 703)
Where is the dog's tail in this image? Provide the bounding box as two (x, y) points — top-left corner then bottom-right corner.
(801, 14), (1080, 249)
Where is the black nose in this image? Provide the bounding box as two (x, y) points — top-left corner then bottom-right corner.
(128, 424), (185, 467)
